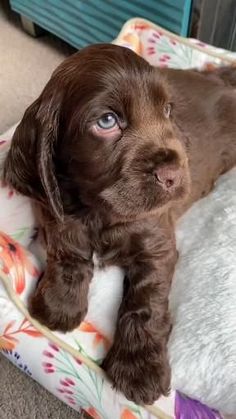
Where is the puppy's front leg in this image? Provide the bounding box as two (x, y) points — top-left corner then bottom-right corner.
(29, 218), (93, 332)
(103, 229), (177, 405)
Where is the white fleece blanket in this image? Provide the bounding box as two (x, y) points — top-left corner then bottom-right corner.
(170, 167), (236, 414)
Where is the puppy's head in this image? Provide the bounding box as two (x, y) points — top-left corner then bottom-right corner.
(4, 44), (190, 222)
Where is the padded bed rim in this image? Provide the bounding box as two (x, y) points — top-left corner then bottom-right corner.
(0, 265), (171, 419)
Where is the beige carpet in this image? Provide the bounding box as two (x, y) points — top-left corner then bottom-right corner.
(0, 3), (88, 419)
(0, 2), (73, 134)
(0, 354), (83, 419)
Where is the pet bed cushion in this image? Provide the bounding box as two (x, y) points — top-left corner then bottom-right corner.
(1, 18), (236, 419)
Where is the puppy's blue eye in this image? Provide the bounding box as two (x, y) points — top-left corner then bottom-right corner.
(97, 113), (117, 129)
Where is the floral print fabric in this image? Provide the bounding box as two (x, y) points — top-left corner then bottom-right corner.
(114, 18), (236, 69)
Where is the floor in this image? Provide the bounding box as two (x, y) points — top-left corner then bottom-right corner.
(0, 1), (73, 134)
(0, 355), (85, 419)
(0, 3), (87, 418)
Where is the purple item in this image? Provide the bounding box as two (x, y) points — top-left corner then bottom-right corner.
(175, 392), (223, 419)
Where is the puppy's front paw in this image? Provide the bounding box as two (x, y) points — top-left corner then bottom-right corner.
(28, 277), (88, 332)
(102, 315), (170, 405)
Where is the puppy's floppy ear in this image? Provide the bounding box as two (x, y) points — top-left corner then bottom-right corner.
(4, 91), (63, 221)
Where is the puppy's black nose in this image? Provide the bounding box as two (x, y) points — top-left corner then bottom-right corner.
(154, 166), (182, 190)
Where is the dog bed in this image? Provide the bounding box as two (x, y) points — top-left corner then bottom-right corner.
(1, 18), (236, 419)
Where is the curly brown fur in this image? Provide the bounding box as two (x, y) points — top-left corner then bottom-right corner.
(3, 44), (236, 405)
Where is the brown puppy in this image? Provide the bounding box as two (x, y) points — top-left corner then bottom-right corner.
(4, 44), (236, 405)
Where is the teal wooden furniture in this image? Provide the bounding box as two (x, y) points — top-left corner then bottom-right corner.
(10, 0), (193, 48)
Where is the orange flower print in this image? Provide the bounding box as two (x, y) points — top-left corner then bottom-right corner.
(0, 321), (19, 350)
(0, 232), (39, 294)
(121, 409), (138, 419)
(78, 321), (111, 351)
(122, 33), (143, 56)
(203, 63), (217, 72)
(134, 22), (150, 31)
(0, 335), (17, 351)
(0, 318), (42, 351)
(86, 407), (101, 419)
